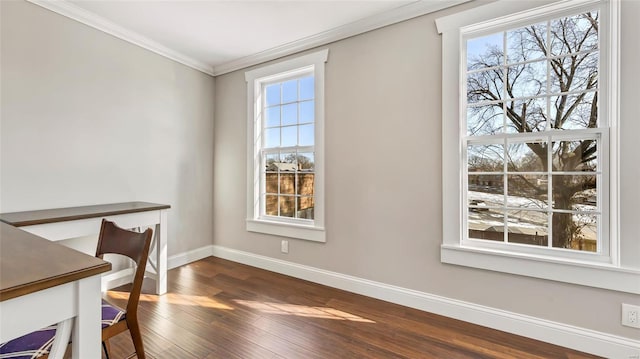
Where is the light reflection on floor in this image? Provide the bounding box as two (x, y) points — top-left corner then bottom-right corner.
(234, 300), (376, 323)
(108, 291), (234, 310)
(107, 292), (374, 323)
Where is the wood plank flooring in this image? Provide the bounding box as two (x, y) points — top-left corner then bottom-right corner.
(101, 257), (601, 359)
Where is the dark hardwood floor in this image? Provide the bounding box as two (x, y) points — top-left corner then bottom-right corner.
(101, 257), (600, 359)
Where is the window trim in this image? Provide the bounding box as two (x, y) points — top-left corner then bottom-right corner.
(245, 49), (329, 242)
(436, 0), (640, 294)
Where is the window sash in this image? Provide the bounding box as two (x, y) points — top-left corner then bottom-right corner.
(257, 72), (316, 224)
(460, 5), (611, 262)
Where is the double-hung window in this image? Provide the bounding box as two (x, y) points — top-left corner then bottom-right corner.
(245, 50), (328, 242)
(437, 0), (638, 293)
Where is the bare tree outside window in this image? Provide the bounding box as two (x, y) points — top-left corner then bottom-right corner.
(465, 11), (600, 251)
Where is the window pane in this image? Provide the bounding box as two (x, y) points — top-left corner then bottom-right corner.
(265, 194), (278, 216)
(552, 175), (597, 210)
(299, 101), (314, 123)
(468, 174), (504, 199)
(266, 84), (281, 106)
(297, 152), (314, 171)
(467, 33), (504, 70)
(549, 92), (597, 130)
(299, 124), (314, 147)
(280, 173), (295, 195)
(552, 211), (597, 252)
(300, 76), (314, 100)
(507, 174), (548, 209)
(508, 60), (546, 98)
(264, 128), (280, 148)
(468, 210), (504, 241)
(506, 210), (548, 246)
(297, 173), (315, 196)
(297, 196), (314, 219)
(506, 22), (547, 64)
(468, 144), (504, 172)
(467, 104), (504, 135)
(550, 12), (599, 56)
(265, 153), (279, 171)
(505, 98), (546, 132)
(507, 141), (546, 172)
(282, 80), (298, 103)
(467, 68), (504, 104)
(265, 106), (280, 127)
(279, 196), (295, 217)
(279, 152), (297, 171)
(282, 103), (297, 126)
(550, 52), (598, 94)
(552, 140), (597, 172)
(281, 126), (297, 147)
(265, 172), (278, 194)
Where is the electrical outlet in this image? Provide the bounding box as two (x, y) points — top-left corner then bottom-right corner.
(281, 240), (289, 254)
(622, 304), (640, 328)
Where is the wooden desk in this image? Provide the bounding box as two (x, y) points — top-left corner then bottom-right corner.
(0, 222), (111, 358)
(0, 201), (170, 295)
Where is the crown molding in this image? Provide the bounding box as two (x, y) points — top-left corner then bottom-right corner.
(213, 0), (471, 76)
(26, 0), (215, 76)
(26, 0), (470, 78)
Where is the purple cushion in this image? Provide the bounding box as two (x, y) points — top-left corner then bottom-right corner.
(0, 325), (56, 359)
(102, 299), (126, 329)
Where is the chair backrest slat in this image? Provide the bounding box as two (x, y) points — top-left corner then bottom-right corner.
(96, 219), (153, 317)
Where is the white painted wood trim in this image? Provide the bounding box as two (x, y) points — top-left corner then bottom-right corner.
(244, 49), (328, 242)
(435, 0), (600, 34)
(167, 244), (215, 270)
(26, 0), (469, 77)
(209, 245), (640, 358)
(26, 0), (215, 76)
(215, 0), (470, 75)
(442, 244), (640, 294)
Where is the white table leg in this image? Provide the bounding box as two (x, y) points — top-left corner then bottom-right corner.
(155, 209), (168, 295)
(71, 275), (102, 359)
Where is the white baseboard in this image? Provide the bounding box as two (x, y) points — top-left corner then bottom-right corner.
(168, 244), (215, 270)
(208, 244), (640, 358)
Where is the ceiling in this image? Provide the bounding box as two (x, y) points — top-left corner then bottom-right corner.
(31, 0), (467, 75)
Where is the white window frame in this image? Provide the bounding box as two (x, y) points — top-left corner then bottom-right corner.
(436, 0), (639, 294)
(245, 49), (328, 242)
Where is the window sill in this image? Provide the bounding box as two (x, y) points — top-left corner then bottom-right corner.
(441, 244), (640, 294)
(246, 219), (326, 242)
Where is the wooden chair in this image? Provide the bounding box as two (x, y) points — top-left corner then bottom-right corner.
(98, 219), (153, 359)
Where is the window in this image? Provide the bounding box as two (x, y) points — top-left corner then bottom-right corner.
(245, 50), (328, 242)
(464, 7), (607, 261)
(437, 1), (639, 294)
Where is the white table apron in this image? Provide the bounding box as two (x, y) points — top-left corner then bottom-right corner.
(0, 275), (102, 359)
(15, 209), (168, 295)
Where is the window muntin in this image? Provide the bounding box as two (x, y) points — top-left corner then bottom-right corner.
(463, 9), (606, 256)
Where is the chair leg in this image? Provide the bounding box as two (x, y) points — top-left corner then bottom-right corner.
(102, 340), (110, 359)
(128, 322), (146, 359)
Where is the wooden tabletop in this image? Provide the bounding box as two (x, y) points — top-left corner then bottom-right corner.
(0, 222), (112, 301)
(0, 201), (170, 227)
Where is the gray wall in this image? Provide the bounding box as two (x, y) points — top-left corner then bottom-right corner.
(214, 1), (640, 339)
(1, 1), (215, 257)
